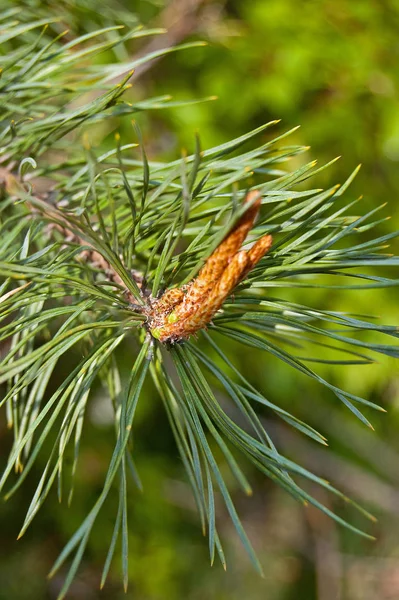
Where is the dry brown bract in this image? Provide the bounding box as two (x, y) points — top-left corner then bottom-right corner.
(146, 190), (272, 344)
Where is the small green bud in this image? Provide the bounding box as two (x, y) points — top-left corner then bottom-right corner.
(167, 311), (179, 324)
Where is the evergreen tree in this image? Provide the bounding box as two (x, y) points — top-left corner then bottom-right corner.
(1, 4), (398, 598)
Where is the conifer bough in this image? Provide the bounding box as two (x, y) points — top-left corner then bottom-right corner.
(1, 8), (399, 598)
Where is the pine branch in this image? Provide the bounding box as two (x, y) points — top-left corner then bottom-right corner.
(1, 5), (398, 598)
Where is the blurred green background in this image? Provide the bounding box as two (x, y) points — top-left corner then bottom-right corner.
(1, 1), (399, 598)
